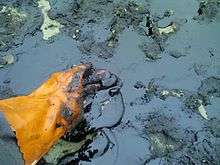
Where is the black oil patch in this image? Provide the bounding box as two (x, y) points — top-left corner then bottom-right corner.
(60, 103), (73, 121)
(67, 71), (83, 93)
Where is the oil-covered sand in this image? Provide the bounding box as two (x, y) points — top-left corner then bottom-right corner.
(0, 0), (220, 164)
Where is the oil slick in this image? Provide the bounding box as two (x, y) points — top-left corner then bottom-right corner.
(37, 0), (63, 40)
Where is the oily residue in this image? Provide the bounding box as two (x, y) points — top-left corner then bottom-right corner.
(0, 0), (220, 165)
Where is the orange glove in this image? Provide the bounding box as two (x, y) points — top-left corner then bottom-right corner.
(0, 64), (91, 165)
